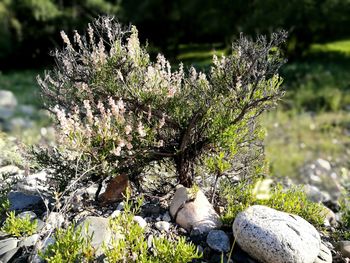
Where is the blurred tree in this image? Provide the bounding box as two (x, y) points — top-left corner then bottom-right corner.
(0, 0), (350, 69)
(0, 0), (121, 69)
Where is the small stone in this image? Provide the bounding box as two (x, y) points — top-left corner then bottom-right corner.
(162, 212), (171, 222)
(147, 235), (154, 249)
(0, 90), (17, 120)
(155, 221), (170, 232)
(110, 210), (121, 218)
(0, 90), (17, 108)
(335, 241), (350, 258)
(0, 238), (18, 255)
(19, 234), (39, 248)
(133, 216), (147, 229)
(206, 230), (230, 253)
(0, 165), (21, 175)
(117, 202), (125, 211)
(315, 159), (331, 171)
(17, 211), (37, 221)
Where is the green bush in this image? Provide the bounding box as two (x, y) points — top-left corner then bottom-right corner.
(1, 211), (38, 237)
(35, 16), (286, 192)
(40, 224), (95, 263)
(221, 180), (327, 227)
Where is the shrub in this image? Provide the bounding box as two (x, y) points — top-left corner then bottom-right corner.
(40, 224), (95, 263)
(1, 211), (38, 237)
(221, 180), (327, 227)
(36, 16), (286, 191)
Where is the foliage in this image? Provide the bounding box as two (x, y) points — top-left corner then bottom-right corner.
(40, 224), (95, 263)
(2, 0), (350, 68)
(1, 211), (38, 237)
(36, 17), (286, 189)
(151, 236), (201, 263)
(0, 172), (14, 218)
(221, 180), (327, 227)
(0, 0), (121, 69)
(103, 188), (201, 263)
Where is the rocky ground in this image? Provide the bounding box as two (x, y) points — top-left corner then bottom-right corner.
(0, 161), (349, 263)
(0, 89), (350, 262)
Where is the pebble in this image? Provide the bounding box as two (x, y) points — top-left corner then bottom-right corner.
(206, 230), (230, 253)
(155, 221), (170, 232)
(133, 216), (147, 229)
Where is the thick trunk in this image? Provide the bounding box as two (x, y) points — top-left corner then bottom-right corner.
(175, 154), (194, 187)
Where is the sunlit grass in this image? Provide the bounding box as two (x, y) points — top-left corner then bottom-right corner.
(311, 39), (350, 54)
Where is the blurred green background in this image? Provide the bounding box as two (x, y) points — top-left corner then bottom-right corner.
(0, 0), (350, 180)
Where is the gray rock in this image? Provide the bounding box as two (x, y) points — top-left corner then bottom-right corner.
(0, 90), (17, 120)
(18, 105), (35, 116)
(206, 230), (230, 253)
(133, 216), (147, 229)
(6, 117), (34, 131)
(43, 212), (65, 230)
(116, 202), (125, 211)
(19, 234), (39, 248)
(0, 90), (17, 108)
(110, 210), (121, 218)
(335, 241), (350, 258)
(78, 216), (112, 256)
(155, 221), (170, 232)
(0, 247), (19, 263)
(0, 238), (18, 255)
(313, 242), (332, 263)
(233, 205), (321, 263)
(315, 159), (331, 171)
(162, 212), (171, 222)
(8, 191), (43, 210)
(17, 211), (37, 221)
(0, 165), (21, 175)
(16, 171), (48, 195)
(304, 184), (331, 203)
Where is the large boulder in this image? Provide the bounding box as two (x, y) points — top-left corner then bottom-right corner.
(233, 205), (321, 263)
(169, 186), (222, 233)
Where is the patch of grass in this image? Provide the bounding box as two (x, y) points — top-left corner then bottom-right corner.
(311, 39), (350, 55)
(221, 180), (327, 228)
(176, 44), (227, 70)
(262, 110), (350, 180)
